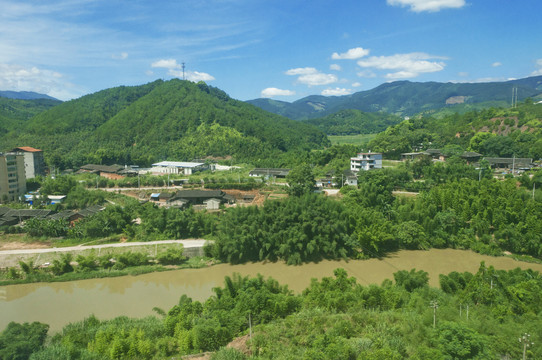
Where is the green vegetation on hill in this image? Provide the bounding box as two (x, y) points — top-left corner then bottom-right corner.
(367, 100), (542, 158)
(0, 79), (329, 168)
(301, 109), (402, 135)
(0, 97), (61, 137)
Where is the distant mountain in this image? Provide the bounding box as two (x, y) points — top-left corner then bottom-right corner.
(0, 90), (59, 101)
(247, 76), (542, 120)
(0, 79), (329, 168)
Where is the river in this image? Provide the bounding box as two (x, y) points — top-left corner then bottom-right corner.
(2, 249), (541, 333)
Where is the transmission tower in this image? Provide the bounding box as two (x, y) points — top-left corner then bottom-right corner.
(182, 62), (186, 80)
(512, 87), (518, 108)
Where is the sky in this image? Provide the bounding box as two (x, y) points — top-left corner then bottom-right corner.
(1, 0), (542, 102)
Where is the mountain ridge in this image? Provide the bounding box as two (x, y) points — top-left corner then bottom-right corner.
(247, 76), (542, 120)
(0, 90), (59, 101)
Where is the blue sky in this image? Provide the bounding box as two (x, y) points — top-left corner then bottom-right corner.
(1, 0), (541, 101)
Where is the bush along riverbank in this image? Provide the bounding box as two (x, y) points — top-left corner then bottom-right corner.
(0, 246), (217, 286)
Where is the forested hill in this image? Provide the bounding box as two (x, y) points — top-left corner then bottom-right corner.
(247, 76), (542, 119)
(367, 100), (542, 159)
(301, 109), (403, 135)
(0, 97), (61, 138)
(0, 79), (329, 168)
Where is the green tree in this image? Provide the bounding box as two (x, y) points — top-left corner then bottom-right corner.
(0, 322), (49, 360)
(286, 163), (315, 197)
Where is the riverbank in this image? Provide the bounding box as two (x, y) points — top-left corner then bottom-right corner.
(0, 239), (209, 269)
(2, 248), (542, 333)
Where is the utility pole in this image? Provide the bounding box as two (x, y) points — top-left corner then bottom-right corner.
(519, 333), (533, 360)
(430, 301), (438, 328)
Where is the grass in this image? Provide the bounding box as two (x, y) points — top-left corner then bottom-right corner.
(0, 256), (217, 285)
(328, 134), (377, 146)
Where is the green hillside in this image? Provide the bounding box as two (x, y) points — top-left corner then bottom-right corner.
(302, 109), (402, 135)
(247, 76), (542, 119)
(0, 97), (61, 137)
(0, 80), (329, 168)
(367, 100), (542, 158)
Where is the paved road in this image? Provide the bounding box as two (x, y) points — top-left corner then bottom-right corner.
(0, 239), (209, 256)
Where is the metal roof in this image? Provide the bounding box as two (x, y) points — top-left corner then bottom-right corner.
(152, 161), (204, 168)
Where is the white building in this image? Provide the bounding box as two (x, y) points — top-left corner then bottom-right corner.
(151, 161), (205, 175)
(11, 146), (46, 179)
(350, 152), (382, 172)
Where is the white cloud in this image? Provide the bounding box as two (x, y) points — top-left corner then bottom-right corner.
(332, 47), (370, 60)
(330, 64), (342, 71)
(169, 69), (215, 82)
(531, 59), (542, 76)
(0, 63), (82, 100)
(458, 72), (469, 77)
(261, 87), (295, 98)
(322, 87), (352, 96)
(112, 52), (128, 60)
(285, 67), (318, 76)
(152, 59), (214, 81)
(357, 52), (446, 79)
(298, 73), (338, 86)
(151, 59), (180, 69)
(285, 67), (338, 86)
(351, 82), (362, 87)
(492, 62), (502, 67)
(387, 0), (466, 13)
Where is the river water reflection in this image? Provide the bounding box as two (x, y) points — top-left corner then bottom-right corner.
(2, 249), (542, 333)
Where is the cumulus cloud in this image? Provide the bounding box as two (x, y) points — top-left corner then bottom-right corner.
(261, 87), (295, 98)
(332, 47), (370, 60)
(322, 87), (352, 96)
(387, 0), (466, 12)
(357, 52), (446, 79)
(492, 62), (502, 67)
(285, 67), (318, 76)
(531, 59), (542, 76)
(151, 59), (214, 81)
(285, 67), (338, 86)
(151, 59), (180, 69)
(330, 64), (342, 71)
(351, 82), (362, 87)
(0, 63), (82, 100)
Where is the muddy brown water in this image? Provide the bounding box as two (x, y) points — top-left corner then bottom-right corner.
(1, 249), (541, 333)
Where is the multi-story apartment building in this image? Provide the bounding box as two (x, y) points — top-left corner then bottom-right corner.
(10, 146), (46, 179)
(350, 152), (383, 172)
(0, 153), (27, 202)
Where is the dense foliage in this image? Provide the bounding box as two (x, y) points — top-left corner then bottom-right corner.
(211, 194), (355, 265)
(301, 109), (402, 135)
(0, 97), (60, 137)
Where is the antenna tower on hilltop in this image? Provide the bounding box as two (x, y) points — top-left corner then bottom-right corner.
(182, 62), (186, 80)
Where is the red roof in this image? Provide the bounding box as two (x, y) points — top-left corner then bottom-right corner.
(13, 146), (42, 152)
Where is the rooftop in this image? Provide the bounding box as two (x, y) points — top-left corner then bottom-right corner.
(11, 146), (42, 153)
(152, 161), (204, 168)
